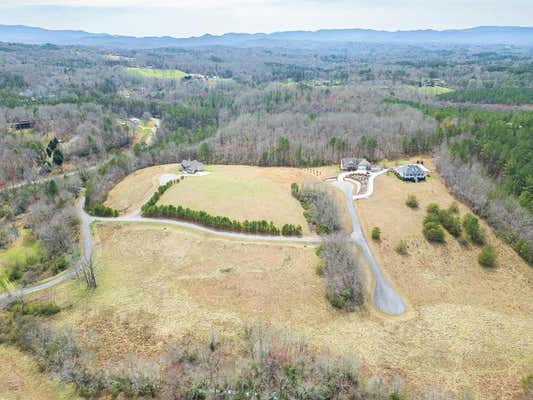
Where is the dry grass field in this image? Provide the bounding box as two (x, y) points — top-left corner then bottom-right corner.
(104, 163), (180, 215)
(22, 161), (532, 399)
(0, 345), (79, 400)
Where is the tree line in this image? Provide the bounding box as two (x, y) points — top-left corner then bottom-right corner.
(141, 179), (303, 237)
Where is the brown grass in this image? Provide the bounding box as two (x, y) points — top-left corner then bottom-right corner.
(27, 161), (532, 400)
(104, 163), (180, 215)
(0, 345), (79, 400)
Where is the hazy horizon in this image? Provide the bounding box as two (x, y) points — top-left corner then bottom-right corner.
(1, 0), (532, 38)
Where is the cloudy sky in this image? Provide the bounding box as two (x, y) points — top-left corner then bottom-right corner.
(1, 0), (532, 37)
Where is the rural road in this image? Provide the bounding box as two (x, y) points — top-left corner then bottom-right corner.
(334, 171), (405, 315)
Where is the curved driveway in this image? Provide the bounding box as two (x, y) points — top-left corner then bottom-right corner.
(334, 172), (405, 315)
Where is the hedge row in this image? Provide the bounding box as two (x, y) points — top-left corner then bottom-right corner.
(141, 180), (302, 237)
(86, 203), (119, 217)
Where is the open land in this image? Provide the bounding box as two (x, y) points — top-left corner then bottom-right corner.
(22, 163), (533, 399)
(0, 345), (79, 400)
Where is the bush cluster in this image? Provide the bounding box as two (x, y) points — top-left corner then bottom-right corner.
(423, 204), (445, 243)
(478, 244), (497, 268)
(423, 203), (463, 242)
(142, 181), (302, 237)
(292, 182), (341, 235)
(86, 203), (119, 217)
(318, 236), (366, 311)
(371, 227), (381, 240)
(462, 213), (486, 245)
(405, 194), (419, 209)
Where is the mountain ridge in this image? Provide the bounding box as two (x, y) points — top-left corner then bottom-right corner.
(0, 24), (532, 48)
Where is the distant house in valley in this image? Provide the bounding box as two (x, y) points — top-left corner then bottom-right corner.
(394, 164), (426, 182)
(180, 159), (204, 174)
(10, 120), (33, 130)
(340, 157), (372, 171)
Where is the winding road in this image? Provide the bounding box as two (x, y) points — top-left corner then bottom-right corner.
(1, 170), (406, 316)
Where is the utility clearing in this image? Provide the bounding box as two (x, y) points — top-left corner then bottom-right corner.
(25, 163), (533, 399)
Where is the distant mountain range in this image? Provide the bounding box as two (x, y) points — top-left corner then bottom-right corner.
(0, 25), (532, 49)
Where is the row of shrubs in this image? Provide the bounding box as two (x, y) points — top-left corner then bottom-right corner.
(86, 203), (119, 217)
(141, 180), (303, 237)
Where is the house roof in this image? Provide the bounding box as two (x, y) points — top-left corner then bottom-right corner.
(395, 164), (425, 177)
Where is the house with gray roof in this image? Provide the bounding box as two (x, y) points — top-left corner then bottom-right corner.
(180, 159), (204, 174)
(341, 157), (372, 171)
(394, 164), (426, 182)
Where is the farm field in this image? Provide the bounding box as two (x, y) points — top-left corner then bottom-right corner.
(0, 345), (79, 400)
(32, 157), (533, 400)
(124, 67), (195, 80)
(157, 165), (341, 236)
(106, 164), (349, 235)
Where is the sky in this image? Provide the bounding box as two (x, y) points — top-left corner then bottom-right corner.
(0, 0), (532, 37)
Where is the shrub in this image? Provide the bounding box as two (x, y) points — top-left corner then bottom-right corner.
(371, 227), (381, 240)
(478, 244), (497, 267)
(395, 240), (408, 255)
(423, 221), (445, 243)
(405, 194), (419, 209)
(438, 209), (462, 237)
(463, 213), (486, 245)
(449, 201), (460, 214)
(87, 203), (119, 217)
(426, 203), (440, 215)
(320, 236), (365, 311)
(292, 182), (342, 235)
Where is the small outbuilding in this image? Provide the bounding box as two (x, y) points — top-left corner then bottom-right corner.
(179, 159), (204, 174)
(394, 164), (426, 182)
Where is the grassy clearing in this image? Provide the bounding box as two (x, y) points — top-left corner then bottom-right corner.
(0, 229), (44, 293)
(0, 345), (79, 400)
(157, 165), (341, 236)
(125, 67), (198, 80)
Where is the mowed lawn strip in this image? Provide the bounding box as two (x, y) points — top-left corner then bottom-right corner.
(156, 165), (322, 236)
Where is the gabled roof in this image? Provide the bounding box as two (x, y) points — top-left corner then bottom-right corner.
(395, 164), (425, 177)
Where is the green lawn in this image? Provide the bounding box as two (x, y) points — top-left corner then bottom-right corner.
(0, 229), (44, 293)
(125, 67), (199, 80)
(156, 165), (318, 235)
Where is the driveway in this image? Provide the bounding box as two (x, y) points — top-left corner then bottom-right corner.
(334, 172), (405, 315)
